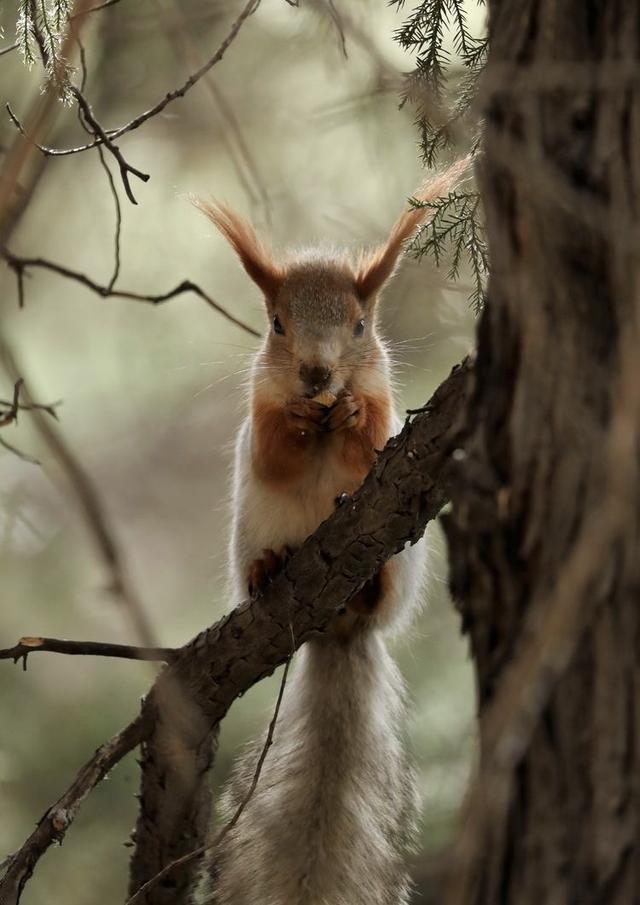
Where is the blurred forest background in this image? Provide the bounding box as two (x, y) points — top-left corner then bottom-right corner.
(0, 1), (482, 902)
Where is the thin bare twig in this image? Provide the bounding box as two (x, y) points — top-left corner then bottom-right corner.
(72, 0), (126, 16)
(0, 378), (59, 462)
(0, 436), (40, 464)
(97, 148), (122, 288)
(0, 342), (158, 650)
(326, 0), (348, 59)
(69, 86), (149, 204)
(0, 715), (149, 904)
(1, 251), (261, 337)
(160, 0), (271, 223)
(0, 42), (20, 57)
(0, 636), (176, 669)
(0, 378), (59, 427)
(7, 0), (263, 158)
(75, 39), (122, 289)
(126, 653), (293, 905)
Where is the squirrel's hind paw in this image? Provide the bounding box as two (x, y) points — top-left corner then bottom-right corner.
(247, 546), (296, 597)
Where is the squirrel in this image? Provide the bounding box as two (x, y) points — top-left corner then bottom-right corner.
(195, 159), (468, 905)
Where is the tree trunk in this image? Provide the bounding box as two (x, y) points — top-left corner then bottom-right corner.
(445, 2), (640, 903)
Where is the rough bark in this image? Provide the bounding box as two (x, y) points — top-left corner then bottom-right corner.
(444, 3), (640, 904)
(0, 360), (471, 905)
(127, 723), (217, 904)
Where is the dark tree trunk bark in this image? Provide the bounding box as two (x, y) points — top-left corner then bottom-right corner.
(444, 2), (640, 903)
(127, 715), (217, 905)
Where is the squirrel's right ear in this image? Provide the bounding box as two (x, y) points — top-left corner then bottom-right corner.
(193, 199), (284, 300)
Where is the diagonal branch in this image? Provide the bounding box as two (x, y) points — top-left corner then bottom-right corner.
(0, 716), (149, 905)
(0, 357), (472, 905)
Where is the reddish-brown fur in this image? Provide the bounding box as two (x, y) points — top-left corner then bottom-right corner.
(355, 156), (470, 298)
(251, 402), (315, 486)
(192, 199), (283, 299)
(339, 391), (392, 478)
(251, 389), (391, 491)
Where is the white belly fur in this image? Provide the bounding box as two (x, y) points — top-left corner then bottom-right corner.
(228, 414), (428, 632)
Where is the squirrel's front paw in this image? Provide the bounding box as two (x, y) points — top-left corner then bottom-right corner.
(247, 547), (295, 597)
(286, 398), (330, 436)
(325, 391), (362, 432)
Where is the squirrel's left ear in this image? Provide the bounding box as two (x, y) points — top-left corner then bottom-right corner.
(193, 199), (284, 300)
(355, 157), (471, 302)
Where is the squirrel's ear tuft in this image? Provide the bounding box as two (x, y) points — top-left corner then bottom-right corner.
(193, 198), (284, 300)
(355, 156), (471, 302)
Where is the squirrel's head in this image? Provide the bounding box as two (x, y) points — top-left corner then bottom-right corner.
(194, 160), (469, 398)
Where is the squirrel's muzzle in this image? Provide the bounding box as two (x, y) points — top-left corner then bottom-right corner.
(299, 363), (332, 395)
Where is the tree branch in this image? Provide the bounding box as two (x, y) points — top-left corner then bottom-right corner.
(0, 378), (59, 427)
(0, 357), (472, 905)
(0, 636), (175, 669)
(0, 716), (149, 904)
(126, 650), (293, 905)
(0, 377), (60, 462)
(1, 251), (261, 336)
(6, 0), (263, 159)
(69, 86), (149, 204)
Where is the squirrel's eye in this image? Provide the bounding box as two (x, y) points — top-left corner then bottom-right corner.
(353, 319), (365, 338)
(273, 315), (285, 335)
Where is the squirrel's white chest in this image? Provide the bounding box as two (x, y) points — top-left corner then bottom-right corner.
(230, 419), (362, 571)
(244, 453), (354, 549)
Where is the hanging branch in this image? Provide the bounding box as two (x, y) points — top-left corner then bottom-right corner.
(75, 36), (122, 290)
(393, 0), (488, 308)
(409, 189), (488, 312)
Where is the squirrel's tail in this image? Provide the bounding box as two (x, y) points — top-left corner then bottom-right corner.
(201, 631), (416, 905)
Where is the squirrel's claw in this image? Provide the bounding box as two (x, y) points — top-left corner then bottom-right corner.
(325, 392), (361, 432)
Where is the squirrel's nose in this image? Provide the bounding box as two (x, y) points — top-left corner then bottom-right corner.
(299, 363), (332, 394)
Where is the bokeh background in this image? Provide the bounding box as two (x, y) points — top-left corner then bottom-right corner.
(0, 1), (482, 902)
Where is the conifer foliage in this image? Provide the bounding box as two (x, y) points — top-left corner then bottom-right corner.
(16, 0), (74, 99)
(393, 0), (488, 310)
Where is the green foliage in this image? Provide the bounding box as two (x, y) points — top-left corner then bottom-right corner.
(409, 190), (488, 313)
(393, 0), (488, 309)
(15, 0), (73, 100)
